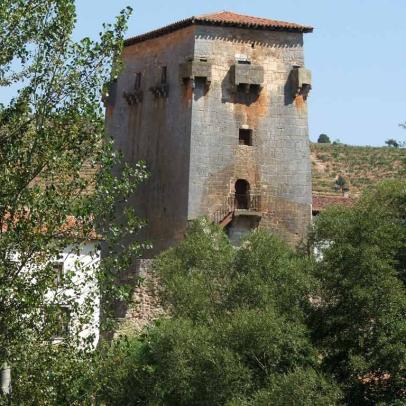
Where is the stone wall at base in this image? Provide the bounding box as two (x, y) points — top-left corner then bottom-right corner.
(117, 259), (165, 335)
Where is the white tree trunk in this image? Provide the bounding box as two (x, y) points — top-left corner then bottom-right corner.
(1, 363), (11, 395)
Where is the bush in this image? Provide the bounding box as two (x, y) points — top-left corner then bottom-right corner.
(310, 180), (406, 405)
(98, 221), (342, 405)
(385, 139), (400, 148)
(318, 134), (331, 143)
(5, 344), (97, 406)
(250, 368), (343, 406)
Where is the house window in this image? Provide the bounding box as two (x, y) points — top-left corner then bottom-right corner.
(135, 72), (142, 89)
(239, 129), (252, 146)
(52, 262), (64, 287)
(161, 66), (167, 84)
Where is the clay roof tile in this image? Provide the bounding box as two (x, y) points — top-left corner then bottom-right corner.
(124, 11), (313, 46)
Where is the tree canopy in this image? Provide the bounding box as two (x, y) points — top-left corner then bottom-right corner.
(98, 221), (343, 405)
(385, 138), (400, 148)
(0, 1), (147, 403)
(310, 180), (406, 405)
(98, 181), (406, 406)
(318, 133), (331, 143)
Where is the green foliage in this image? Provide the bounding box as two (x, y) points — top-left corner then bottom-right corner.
(310, 180), (406, 405)
(318, 133), (331, 143)
(8, 344), (97, 406)
(247, 368), (343, 406)
(99, 220), (342, 405)
(386, 139), (400, 148)
(154, 219), (234, 322)
(0, 1), (148, 403)
(98, 182), (405, 405)
(335, 175), (350, 194)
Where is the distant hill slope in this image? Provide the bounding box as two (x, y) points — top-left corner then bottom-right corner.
(311, 143), (406, 197)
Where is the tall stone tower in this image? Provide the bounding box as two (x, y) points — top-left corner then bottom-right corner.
(105, 11), (313, 255)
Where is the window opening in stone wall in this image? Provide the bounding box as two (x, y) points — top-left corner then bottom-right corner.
(161, 66), (167, 84)
(239, 129), (252, 146)
(135, 72), (142, 89)
(235, 179), (250, 209)
(237, 60), (251, 65)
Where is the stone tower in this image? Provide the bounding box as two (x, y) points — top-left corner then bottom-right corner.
(105, 11), (313, 255)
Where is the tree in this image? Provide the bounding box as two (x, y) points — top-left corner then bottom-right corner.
(318, 134), (331, 143)
(95, 182), (405, 405)
(335, 175), (350, 195)
(385, 138), (400, 148)
(0, 1), (147, 403)
(310, 180), (406, 405)
(398, 123), (406, 148)
(98, 220), (342, 405)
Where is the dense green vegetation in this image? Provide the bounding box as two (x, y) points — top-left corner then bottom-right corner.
(4, 176), (405, 405)
(311, 143), (406, 196)
(310, 181), (406, 405)
(89, 180), (404, 406)
(0, 2), (146, 404)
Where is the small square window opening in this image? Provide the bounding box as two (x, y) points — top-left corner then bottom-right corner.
(239, 129), (253, 146)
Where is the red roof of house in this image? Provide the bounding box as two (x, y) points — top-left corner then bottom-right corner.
(312, 195), (354, 212)
(124, 11), (313, 46)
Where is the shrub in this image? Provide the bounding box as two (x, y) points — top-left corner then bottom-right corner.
(318, 134), (331, 143)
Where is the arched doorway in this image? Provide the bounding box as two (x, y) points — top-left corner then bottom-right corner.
(235, 179), (250, 209)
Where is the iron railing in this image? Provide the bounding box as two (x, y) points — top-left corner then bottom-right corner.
(212, 193), (261, 224)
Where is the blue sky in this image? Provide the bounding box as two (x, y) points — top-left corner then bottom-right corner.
(5, 0), (406, 146)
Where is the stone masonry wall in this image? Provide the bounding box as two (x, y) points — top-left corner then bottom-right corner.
(106, 23), (312, 257)
(109, 23), (313, 330)
(189, 26), (312, 245)
(117, 259), (165, 335)
(105, 26), (196, 255)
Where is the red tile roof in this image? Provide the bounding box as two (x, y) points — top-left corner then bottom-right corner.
(1, 211), (100, 240)
(124, 11), (313, 46)
(312, 195), (354, 213)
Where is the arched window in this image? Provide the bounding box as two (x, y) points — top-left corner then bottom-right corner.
(235, 179), (250, 209)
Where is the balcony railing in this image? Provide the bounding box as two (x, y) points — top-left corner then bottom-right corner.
(212, 193), (261, 225)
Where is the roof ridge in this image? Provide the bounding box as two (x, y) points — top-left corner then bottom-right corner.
(124, 11), (313, 47)
(196, 10), (311, 27)
(196, 10), (227, 18)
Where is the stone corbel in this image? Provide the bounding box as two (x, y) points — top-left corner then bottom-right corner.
(292, 67), (312, 100)
(123, 89), (143, 105)
(149, 84), (169, 98)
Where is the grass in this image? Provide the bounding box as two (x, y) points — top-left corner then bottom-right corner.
(311, 143), (406, 196)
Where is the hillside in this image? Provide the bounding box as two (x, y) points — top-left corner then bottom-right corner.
(311, 143), (406, 198)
